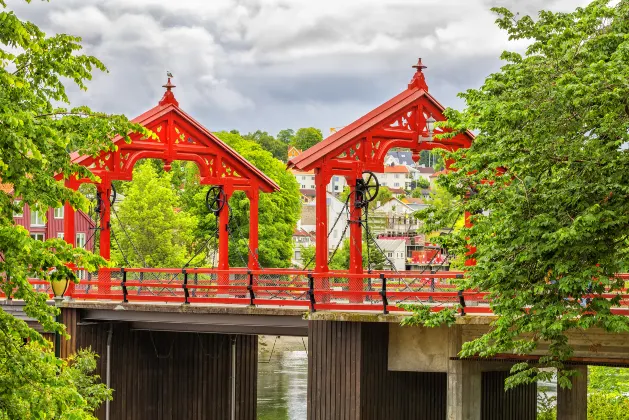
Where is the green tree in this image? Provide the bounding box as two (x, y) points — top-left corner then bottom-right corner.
(291, 127), (323, 151)
(184, 131), (301, 268)
(0, 1), (148, 416)
(411, 182), (430, 198)
(299, 244), (316, 269)
(415, 0), (629, 388)
(277, 128), (295, 144)
(243, 130), (288, 162)
(111, 160), (199, 268)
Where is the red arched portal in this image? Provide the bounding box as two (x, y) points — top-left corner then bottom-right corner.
(63, 78), (279, 276)
(287, 59), (474, 294)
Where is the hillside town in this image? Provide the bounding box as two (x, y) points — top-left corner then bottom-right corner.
(289, 145), (449, 271)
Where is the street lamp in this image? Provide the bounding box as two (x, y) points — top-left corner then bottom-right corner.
(51, 277), (69, 304)
(412, 114), (438, 163)
(425, 114), (436, 138)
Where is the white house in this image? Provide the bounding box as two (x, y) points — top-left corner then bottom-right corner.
(373, 197), (415, 215)
(375, 239), (407, 271)
(292, 170), (348, 195)
(299, 192), (349, 253)
(292, 228), (315, 266)
(377, 165), (412, 190)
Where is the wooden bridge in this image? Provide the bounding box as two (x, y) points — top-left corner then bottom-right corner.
(10, 60), (626, 419)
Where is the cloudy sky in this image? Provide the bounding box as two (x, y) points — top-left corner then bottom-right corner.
(9, 0), (590, 136)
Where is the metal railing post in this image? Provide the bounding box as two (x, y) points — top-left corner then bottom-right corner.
(247, 271), (255, 306)
(380, 273), (388, 314)
(120, 268), (128, 303)
(458, 290), (466, 316)
(182, 269), (189, 305)
(307, 274), (316, 312)
(429, 269), (436, 303)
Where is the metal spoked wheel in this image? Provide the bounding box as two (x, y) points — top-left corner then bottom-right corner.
(205, 186), (227, 215)
(355, 171), (379, 207)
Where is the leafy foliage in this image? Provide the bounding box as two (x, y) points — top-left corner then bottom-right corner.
(243, 130), (288, 162)
(111, 160), (199, 268)
(0, 0), (146, 416)
(399, 304), (458, 328)
(419, 0), (629, 387)
(290, 127), (323, 151)
(587, 393), (629, 420)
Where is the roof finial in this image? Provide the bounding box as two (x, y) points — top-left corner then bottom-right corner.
(408, 58), (428, 92)
(159, 71), (179, 107)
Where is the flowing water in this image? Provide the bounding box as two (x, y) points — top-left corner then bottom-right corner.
(258, 350), (308, 420)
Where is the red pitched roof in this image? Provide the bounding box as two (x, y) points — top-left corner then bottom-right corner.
(287, 71), (475, 172)
(72, 100), (280, 193)
(388, 187), (406, 194)
(384, 165), (409, 173)
(430, 169), (447, 178)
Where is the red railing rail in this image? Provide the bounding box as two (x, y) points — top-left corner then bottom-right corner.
(7, 267), (629, 315)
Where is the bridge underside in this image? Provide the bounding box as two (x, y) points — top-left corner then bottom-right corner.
(61, 308), (258, 420)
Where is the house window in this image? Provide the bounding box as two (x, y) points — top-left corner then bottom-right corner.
(54, 207), (64, 219)
(76, 233), (86, 249)
(30, 210), (45, 226)
(30, 233), (45, 241)
(395, 174), (400, 179)
(295, 250), (301, 259)
(13, 200), (23, 217)
(57, 233), (64, 239)
(387, 252), (393, 258)
(394, 183), (399, 187)
(301, 184), (306, 189)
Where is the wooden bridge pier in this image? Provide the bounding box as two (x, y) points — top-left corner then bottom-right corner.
(60, 308), (258, 420)
(307, 319), (549, 420)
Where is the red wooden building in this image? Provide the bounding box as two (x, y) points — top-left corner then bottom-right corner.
(12, 200), (95, 251)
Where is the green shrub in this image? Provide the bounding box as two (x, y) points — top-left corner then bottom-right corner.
(587, 392), (629, 420)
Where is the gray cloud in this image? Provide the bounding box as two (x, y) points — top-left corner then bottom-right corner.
(7, 0), (590, 135)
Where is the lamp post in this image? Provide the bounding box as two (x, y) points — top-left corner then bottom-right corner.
(51, 276), (68, 358)
(412, 114), (438, 163)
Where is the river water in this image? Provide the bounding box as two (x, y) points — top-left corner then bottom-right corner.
(258, 350), (308, 420)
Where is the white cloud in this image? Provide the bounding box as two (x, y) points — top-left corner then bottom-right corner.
(7, 0), (591, 135)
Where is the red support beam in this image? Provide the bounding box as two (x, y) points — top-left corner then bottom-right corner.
(247, 187), (259, 269)
(314, 168), (331, 302)
(63, 179), (78, 296)
(347, 178), (364, 303)
(98, 181), (112, 294)
(218, 187), (232, 293)
(314, 169), (330, 273)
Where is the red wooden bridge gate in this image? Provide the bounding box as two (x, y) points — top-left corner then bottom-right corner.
(17, 59), (608, 420)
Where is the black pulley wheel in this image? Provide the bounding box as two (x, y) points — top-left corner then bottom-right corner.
(205, 186), (227, 214)
(358, 171), (379, 203)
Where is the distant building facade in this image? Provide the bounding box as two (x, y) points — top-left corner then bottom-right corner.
(13, 200), (95, 251)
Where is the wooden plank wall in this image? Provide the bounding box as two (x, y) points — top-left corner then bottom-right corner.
(481, 371), (537, 420)
(60, 308), (257, 420)
(308, 320), (447, 420)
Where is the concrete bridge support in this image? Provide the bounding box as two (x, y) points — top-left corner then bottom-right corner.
(308, 320), (538, 420)
(60, 308), (258, 420)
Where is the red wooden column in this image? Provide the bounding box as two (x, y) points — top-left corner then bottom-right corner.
(97, 181), (112, 294)
(218, 187), (232, 294)
(346, 177), (363, 303)
(314, 167), (331, 302)
(246, 187), (260, 270)
(63, 179), (78, 296)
